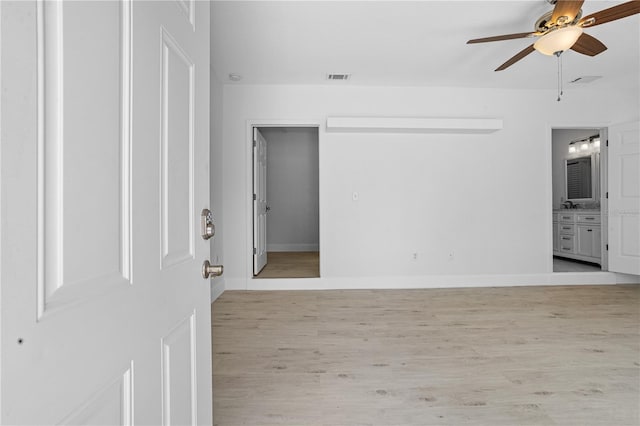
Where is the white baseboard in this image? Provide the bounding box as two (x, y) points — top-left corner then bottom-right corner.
(615, 272), (640, 284)
(266, 243), (319, 252)
(224, 272), (638, 291)
(210, 279), (225, 302)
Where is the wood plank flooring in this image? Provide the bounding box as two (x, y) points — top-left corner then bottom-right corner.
(254, 251), (320, 279)
(212, 285), (640, 425)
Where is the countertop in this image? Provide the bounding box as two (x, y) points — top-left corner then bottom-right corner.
(553, 209), (600, 213)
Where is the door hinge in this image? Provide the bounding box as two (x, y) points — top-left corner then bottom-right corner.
(606, 192), (608, 199)
(253, 248), (257, 255)
(606, 244), (609, 251)
(253, 193), (257, 201)
(606, 139), (609, 147)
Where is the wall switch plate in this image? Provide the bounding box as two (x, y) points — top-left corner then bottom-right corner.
(352, 192), (359, 201)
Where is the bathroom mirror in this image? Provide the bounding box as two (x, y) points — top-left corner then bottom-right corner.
(565, 155), (594, 201)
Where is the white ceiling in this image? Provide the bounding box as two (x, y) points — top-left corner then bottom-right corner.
(210, 1), (640, 91)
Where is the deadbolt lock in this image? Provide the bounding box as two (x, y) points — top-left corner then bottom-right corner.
(202, 260), (223, 279)
(201, 209), (215, 240)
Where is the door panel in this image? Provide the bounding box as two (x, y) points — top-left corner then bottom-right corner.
(161, 313), (196, 426)
(133, 1), (212, 424)
(608, 121), (640, 275)
(160, 28), (195, 269)
(38, 0), (131, 320)
(58, 365), (133, 426)
(1, 1), (212, 424)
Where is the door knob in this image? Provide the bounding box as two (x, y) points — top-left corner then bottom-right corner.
(201, 209), (215, 240)
(202, 260), (223, 279)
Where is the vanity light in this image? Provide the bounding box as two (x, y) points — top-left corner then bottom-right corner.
(568, 143), (577, 154)
(580, 142), (590, 151)
(592, 138), (600, 148)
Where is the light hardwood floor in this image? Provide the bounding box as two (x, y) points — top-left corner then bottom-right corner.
(254, 251), (320, 279)
(212, 285), (640, 425)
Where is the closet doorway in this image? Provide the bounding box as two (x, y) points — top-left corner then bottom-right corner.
(252, 127), (319, 278)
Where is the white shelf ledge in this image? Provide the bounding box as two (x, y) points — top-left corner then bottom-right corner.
(326, 116), (503, 133)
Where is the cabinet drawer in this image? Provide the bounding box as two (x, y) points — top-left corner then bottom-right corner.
(577, 214), (600, 224)
(558, 224), (575, 234)
(557, 213), (574, 222)
(559, 235), (575, 253)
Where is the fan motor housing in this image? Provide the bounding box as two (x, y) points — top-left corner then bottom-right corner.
(535, 10), (583, 32)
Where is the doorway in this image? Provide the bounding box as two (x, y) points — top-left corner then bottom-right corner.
(551, 128), (606, 272)
(252, 127), (320, 278)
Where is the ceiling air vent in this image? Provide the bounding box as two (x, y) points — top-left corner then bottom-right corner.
(327, 73), (351, 81)
(569, 76), (602, 84)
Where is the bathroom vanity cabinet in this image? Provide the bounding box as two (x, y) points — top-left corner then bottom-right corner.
(553, 210), (601, 265)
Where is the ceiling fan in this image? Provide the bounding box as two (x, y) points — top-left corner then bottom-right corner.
(467, 0), (640, 71)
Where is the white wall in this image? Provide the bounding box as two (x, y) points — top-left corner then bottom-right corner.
(260, 127), (319, 252)
(209, 71), (225, 301)
(551, 128), (600, 210)
(221, 84), (639, 289)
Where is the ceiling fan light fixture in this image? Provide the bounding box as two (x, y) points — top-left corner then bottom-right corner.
(533, 26), (583, 55)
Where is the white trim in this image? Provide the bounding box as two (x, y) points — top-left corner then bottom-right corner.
(121, 0), (132, 283)
(227, 272), (638, 291)
(326, 116), (503, 133)
(546, 123), (609, 274)
(246, 119), (324, 282)
(267, 244), (319, 252)
(600, 127), (609, 271)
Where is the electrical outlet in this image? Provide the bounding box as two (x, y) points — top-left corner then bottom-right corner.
(448, 252), (454, 261)
(412, 252), (418, 261)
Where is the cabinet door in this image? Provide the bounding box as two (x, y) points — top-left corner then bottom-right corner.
(591, 226), (601, 260)
(577, 225), (591, 256)
(577, 225), (600, 257)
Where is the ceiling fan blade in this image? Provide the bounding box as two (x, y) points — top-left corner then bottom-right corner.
(495, 45), (536, 71)
(579, 1), (640, 27)
(570, 33), (607, 56)
(467, 32), (536, 44)
(551, 0), (585, 25)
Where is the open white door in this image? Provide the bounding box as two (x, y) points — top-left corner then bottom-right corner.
(608, 121), (640, 276)
(253, 128), (268, 275)
(1, 1), (213, 424)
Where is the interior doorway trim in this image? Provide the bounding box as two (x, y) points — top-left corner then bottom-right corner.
(546, 123), (609, 274)
(245, 119), (323, 282)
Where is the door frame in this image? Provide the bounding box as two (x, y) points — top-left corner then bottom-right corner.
(546, 123), (609, 272)
(245, 120), (322, 281)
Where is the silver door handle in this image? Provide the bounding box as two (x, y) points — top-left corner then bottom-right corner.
(201, 209), (215, 240)
(202, 260), (223, 279)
